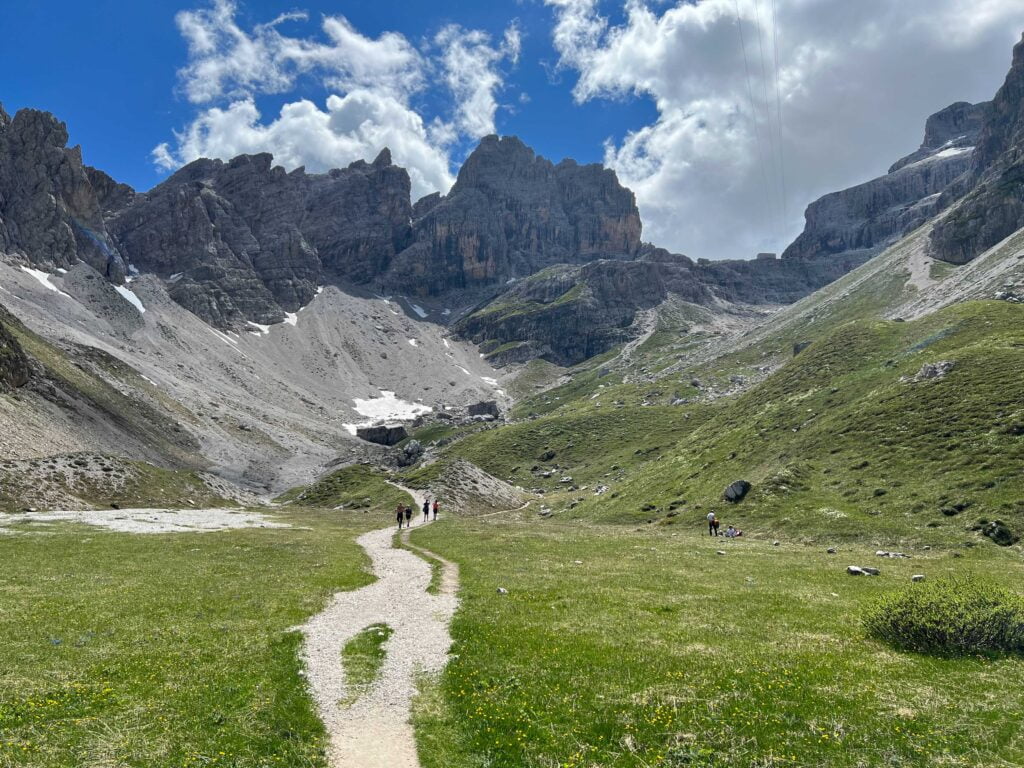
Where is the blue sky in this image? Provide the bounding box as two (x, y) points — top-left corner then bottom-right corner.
(3, 1), (1023, 259)
(0, 1), (652, 192)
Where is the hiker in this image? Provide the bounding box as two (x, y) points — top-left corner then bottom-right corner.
(432, 499), (439, 520)
(422, 498), (430, 521)
(707, 511), (719, 536)
(404, 505), (413, 527)
(725, 525), (743, 538)
(396, 503), (405, 529)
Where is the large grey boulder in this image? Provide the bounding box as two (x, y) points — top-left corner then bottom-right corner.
(468, 400), (501, 419)
(723, 480), (751, 503)
(356, 424), (408, 446)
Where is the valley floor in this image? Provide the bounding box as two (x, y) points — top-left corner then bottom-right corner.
(2, 503), (1022, 767)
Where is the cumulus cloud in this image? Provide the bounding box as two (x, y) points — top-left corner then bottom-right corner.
(156, 0), (519, 199)
(546, 0), (1024, 259)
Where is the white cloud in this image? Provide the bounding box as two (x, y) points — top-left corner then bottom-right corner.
(434, 22), (522, 138)
(157, 1), (519, 200)
(546, 0), (1024, 259)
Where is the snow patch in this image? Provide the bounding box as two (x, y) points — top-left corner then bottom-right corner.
(934, 146), (973, 159)
(442, 308), (451, 316)
(407, 338), (419, 347)
(481, 376), (500, 387)
(316, 286), (324, 295)
(458, 366), (472, 376)
(284, 312), (298, 326)
(247, 321), (271, 336)
(20, 266), (71, 298)
(210, 328), (238, 347)
(443, 339), (451, 349)
(343, 390), (432, 434)
(406, 300), (429, 318)
(114, 285), (146, 314)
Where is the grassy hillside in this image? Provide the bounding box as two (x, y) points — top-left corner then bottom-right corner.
(428, 301), (1023, 547)
(274, 463), (409, 513)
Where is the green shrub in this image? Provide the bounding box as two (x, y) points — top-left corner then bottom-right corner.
(864, 576), (1024, 655)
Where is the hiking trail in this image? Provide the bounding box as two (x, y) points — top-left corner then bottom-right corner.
(298, 484), (458, 768)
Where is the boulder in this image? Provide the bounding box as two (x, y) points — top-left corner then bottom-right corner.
(468, 400), (501, 419)
(723, 480), (752, 503)
(356, 424), (408, 446)
(862, 567), (881, 576)
(847, 566), (865, 575)
(912, 574), (926, 582)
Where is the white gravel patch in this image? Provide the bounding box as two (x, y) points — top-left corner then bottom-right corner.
(0, 508), (289, 534)
(299, 486), (458, 768)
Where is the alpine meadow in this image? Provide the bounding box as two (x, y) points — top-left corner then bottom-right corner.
(1, 2), (1023, 766)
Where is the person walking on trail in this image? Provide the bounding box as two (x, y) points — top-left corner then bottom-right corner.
(422, 498), (430, 522)
(396, 503), (405, 529)
(707, 511), (719, 537)
(404, 505), (413, 527)
(432, 499), (439, 520)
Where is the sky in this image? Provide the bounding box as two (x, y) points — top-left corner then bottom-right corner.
(2, 1), (1023, 260)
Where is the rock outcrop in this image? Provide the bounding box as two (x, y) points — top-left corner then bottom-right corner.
(387, 135), (642, 296)
(930, 34), (1024, 264)
(0, 105), (127, 280)
(108, 150), (412, 327)
(0, 305), (31, 390)
(782, 101), (986, 263)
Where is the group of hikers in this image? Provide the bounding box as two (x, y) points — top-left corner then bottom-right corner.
(396, 497), (440, 528)
(706, 511), (743, 538)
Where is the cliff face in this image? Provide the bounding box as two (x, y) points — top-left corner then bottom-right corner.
(108, 150), (412, 327)
(930, 34), (1024, 264)
(0, 106), (127, 280)
(782, 101), (986, 262)
(0, 305), (31, 390)
(452, 246), (867, 366)
(386, 136), (642, 296)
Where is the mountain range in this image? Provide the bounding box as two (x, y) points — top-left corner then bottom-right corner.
(1, 33), (1023, 497)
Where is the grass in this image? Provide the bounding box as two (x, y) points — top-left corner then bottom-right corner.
(341, 624), (393, 705)
(412, 517), (1024, 767)
(274, 464), (409, 512)
(0, 507), (382, 767)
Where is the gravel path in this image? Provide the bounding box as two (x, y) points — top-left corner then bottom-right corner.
(298, 486), (459, 768)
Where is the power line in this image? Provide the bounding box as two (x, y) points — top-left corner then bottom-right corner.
(752, 0), (782, 244)
(735, 0), (776, 246)
(770, 0), (788, 231)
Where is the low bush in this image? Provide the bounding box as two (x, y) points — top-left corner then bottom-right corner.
(864, 576), (1024, 655)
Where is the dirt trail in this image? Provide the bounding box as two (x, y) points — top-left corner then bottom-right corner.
(298, 485), (458, 768)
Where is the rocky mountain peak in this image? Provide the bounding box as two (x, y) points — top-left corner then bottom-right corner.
(929, 32), (1024, 264)
(373, 147), (393, 167)
(888, 100), (988, 173)
(0, 106), (126, 280)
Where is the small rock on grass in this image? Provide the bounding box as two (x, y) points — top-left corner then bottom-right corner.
(827, 547), (837, 554)
(912, 574), (926, 582)
(847, 566), (880, 576)
(496, 587), (509, 595)
(772, 540), (780, 546)
(716, 550), (726, 556)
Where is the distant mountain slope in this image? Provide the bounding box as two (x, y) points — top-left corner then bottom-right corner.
(930, 33), (1024, 264)
(782, 101), (987, 263)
